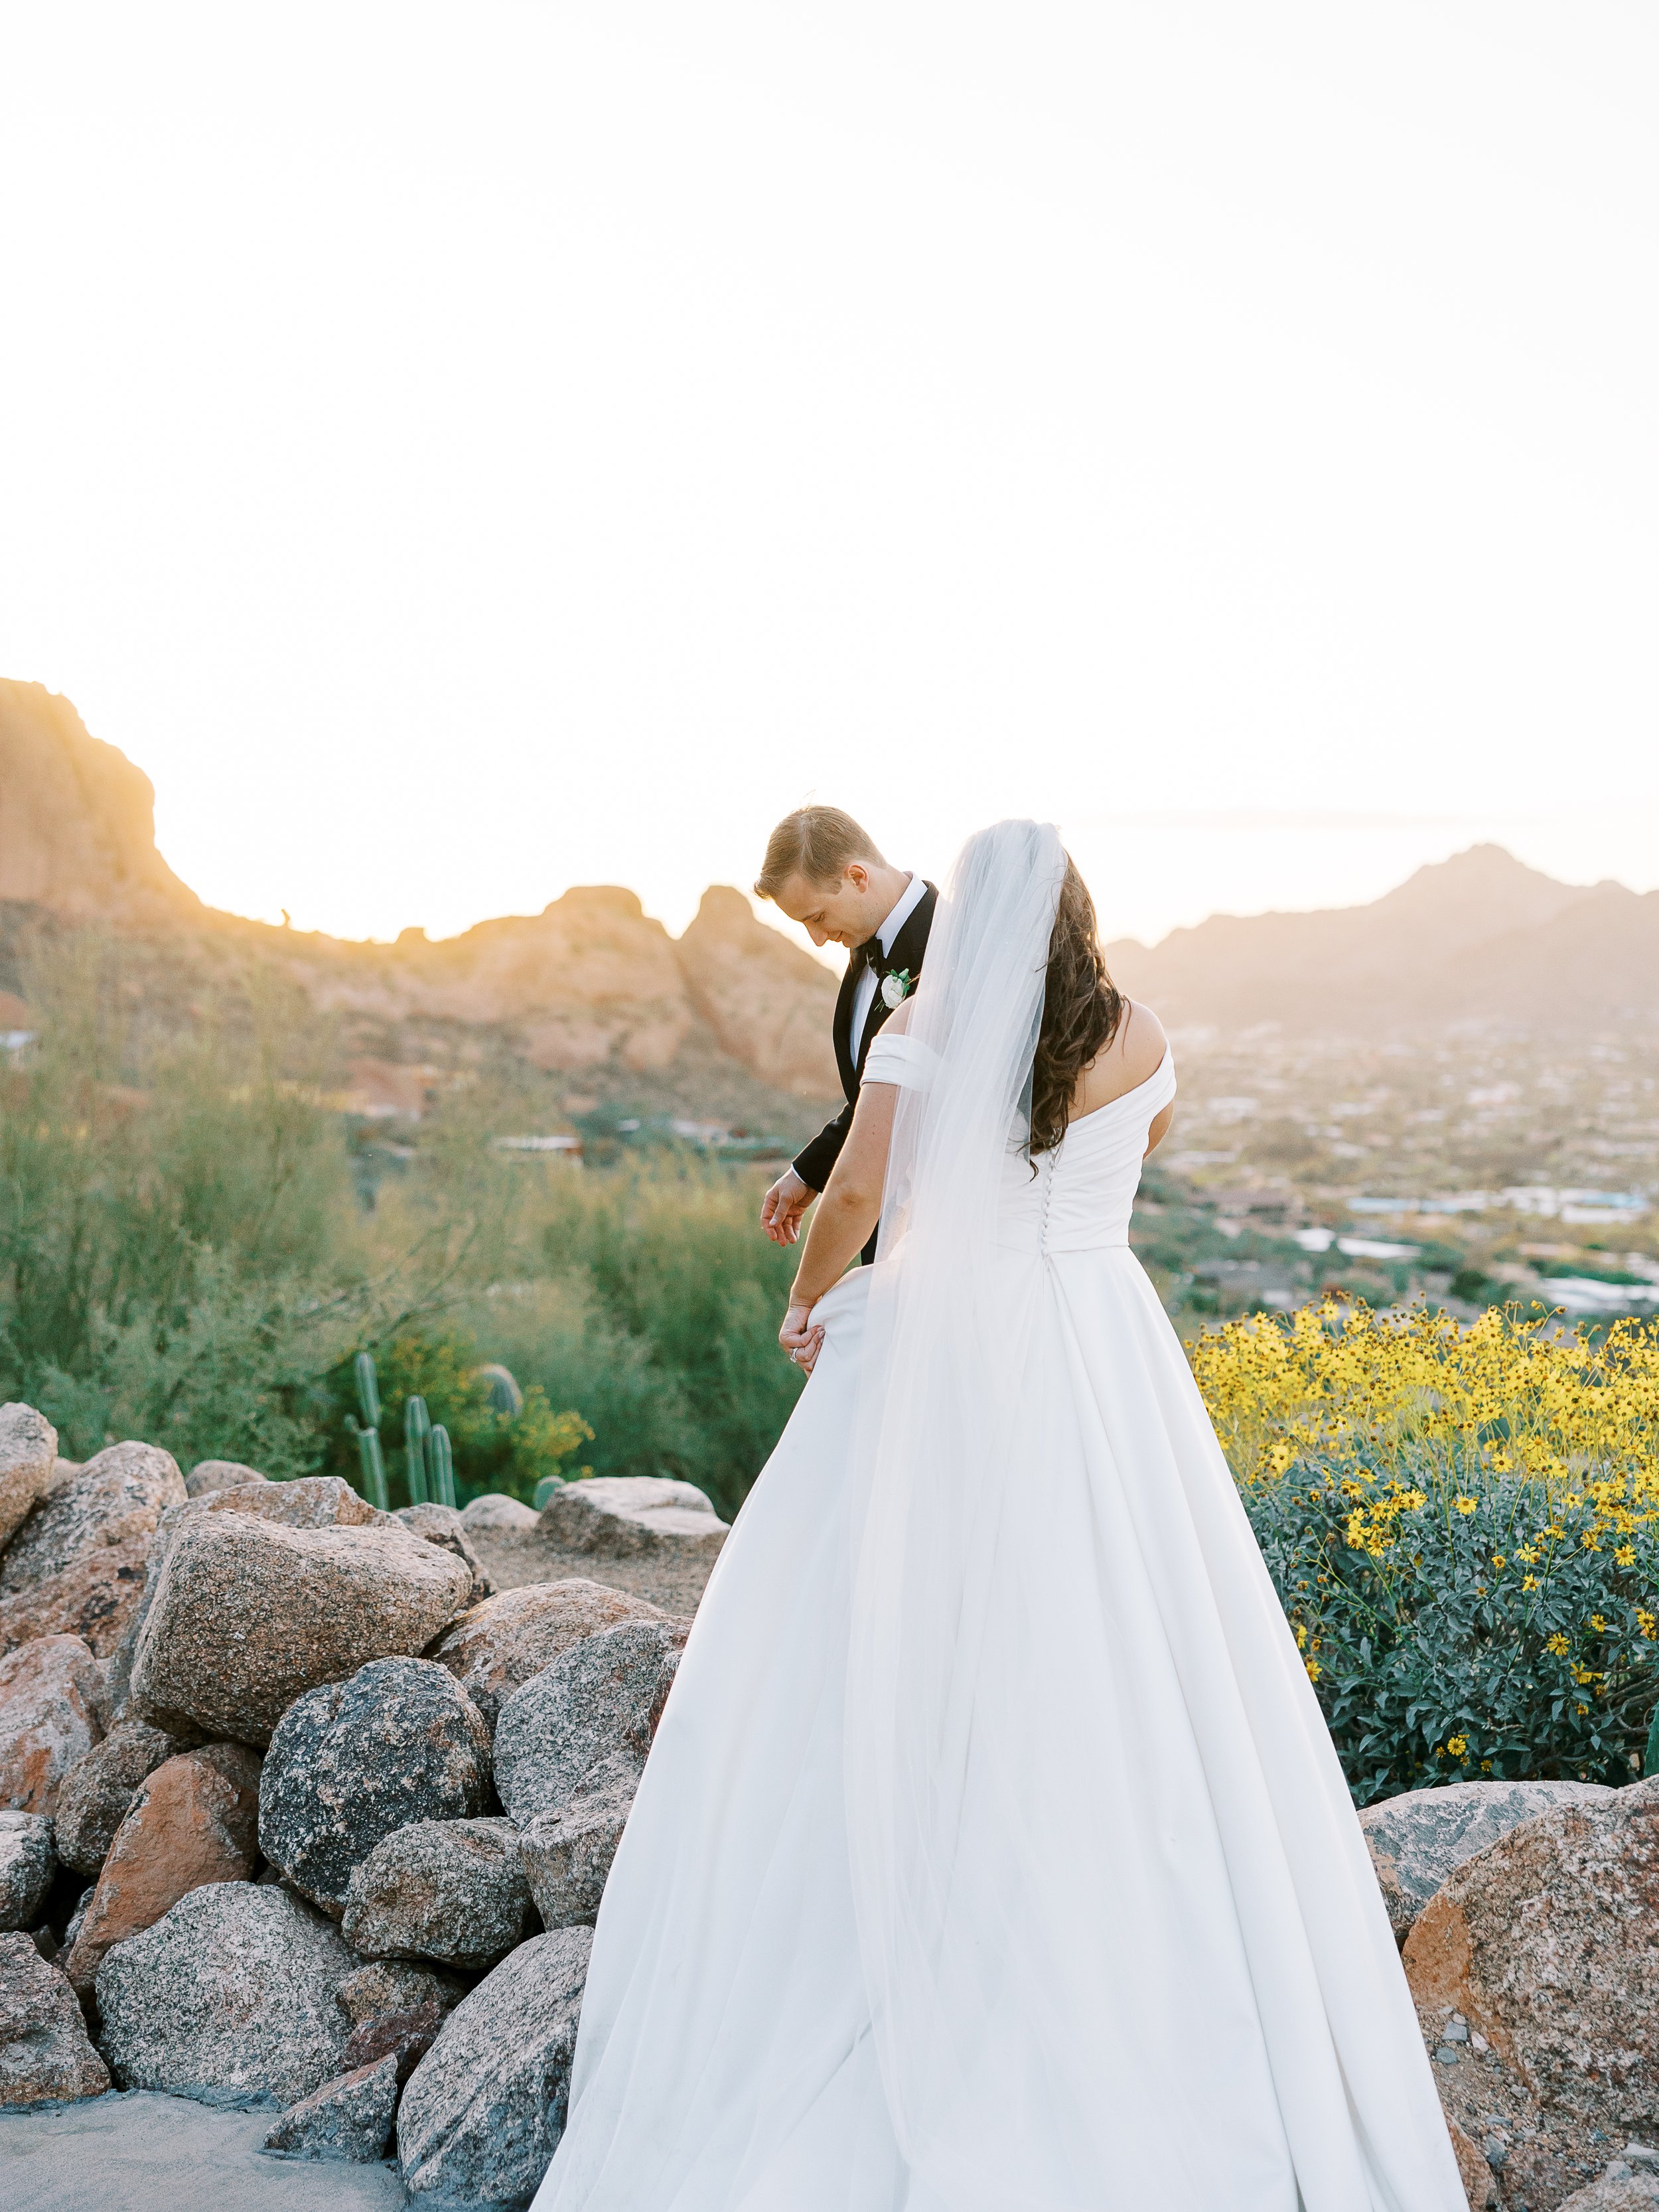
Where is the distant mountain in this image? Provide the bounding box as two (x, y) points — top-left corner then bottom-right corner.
(1104, 844), (1659, 1034)
(0, 680), (838, 1124)
(6, 682), (1652, 1076)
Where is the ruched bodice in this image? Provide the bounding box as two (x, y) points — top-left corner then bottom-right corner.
(861, 1031), (1177, 1257)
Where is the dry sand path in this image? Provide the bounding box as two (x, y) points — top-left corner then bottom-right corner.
(1, 2091), (407, 2210)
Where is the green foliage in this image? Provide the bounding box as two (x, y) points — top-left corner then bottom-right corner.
(1246, 1444), (1659, 1805)
(319, 1331), (591, 1508)
(2, 930), (806, 1514)
(529, 1163), (805, 1518)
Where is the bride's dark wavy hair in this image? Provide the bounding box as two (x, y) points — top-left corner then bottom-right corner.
(1028, 856), (1124, 1157)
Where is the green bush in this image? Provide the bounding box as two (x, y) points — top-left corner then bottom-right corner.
(1, 931), (808, 1511)
(1245, 1444), (1659, 1803)
(318, 1329), (591, 1508)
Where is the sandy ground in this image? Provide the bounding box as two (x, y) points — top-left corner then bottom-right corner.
(0, 2093), (408, 2211)
(467, 1525), (720, 1617)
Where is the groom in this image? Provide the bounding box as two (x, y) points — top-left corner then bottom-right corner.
(754, 806), (936, 1256)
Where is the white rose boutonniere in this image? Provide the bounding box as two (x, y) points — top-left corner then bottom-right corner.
(880, 966), (912, 1011)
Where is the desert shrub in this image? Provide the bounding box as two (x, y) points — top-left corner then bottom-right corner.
(1, 934), (806, 1509)
(1194, 1301), (1659, 1803)
(318, 1325), (591, 1508)
(453, 1278), (698, 1490)
(531, 1162), (805, 1519)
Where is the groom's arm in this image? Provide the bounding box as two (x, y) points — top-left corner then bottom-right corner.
(792, 1100), (854, 1196)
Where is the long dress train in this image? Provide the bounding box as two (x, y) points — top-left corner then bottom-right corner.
(534, 1038), (1465, 2212)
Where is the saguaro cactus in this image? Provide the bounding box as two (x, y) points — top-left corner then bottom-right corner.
(405, 1394), (432, 1507)
(428, 1424), (457, 1511)
(344, 1351), (391, 1511)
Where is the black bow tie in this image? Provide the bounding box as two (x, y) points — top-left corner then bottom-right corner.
(859, 940), (887, 977)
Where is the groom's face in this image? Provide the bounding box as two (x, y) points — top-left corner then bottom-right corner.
(772, 864), (881, 949)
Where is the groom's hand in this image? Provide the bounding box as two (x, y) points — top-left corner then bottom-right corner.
(760, 1167), (814, 1245)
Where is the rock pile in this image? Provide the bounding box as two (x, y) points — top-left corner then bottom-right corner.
(15, 1396), (1659, 2211)
(0, 1400), (715, 2205)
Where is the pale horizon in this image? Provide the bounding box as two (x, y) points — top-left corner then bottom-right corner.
(3, 5), (1656, 959)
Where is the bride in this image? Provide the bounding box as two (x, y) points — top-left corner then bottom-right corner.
(534, 822), (1465, 2212)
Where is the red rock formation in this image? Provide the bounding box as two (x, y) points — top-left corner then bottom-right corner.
(0, 681), (200, 922)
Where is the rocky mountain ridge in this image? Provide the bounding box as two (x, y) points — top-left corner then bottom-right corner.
(1105, 842), (1659, 1035)
(0, 680), (841, 1122)
(5, 680), (1652, 1084)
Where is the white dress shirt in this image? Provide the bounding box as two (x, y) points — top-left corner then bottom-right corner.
(850, 871), (926, 1060)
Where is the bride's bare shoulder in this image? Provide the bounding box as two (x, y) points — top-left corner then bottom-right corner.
(1072, 999), (1168, 1112)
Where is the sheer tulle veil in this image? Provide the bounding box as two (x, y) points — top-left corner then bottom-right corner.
(844, 820), (1070, 2195)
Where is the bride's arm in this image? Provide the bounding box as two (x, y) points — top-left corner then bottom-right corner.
(778, 1010), (910, 1366)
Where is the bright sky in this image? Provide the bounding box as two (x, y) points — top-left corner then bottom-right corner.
(2, 3), (1655, 955)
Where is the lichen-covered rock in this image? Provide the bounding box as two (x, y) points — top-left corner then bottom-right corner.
(492, 1620), (686, 1823)
(0, 1635), (104, 1815)
(127, 1513), (472, 1746)
(262, 2053), (400, 2162)
(0, 1404), (58, 1553)
(1445, 2115), (1498, 2208)
(0, 1812), (56, 1932)
(0, 1439), (184, 1596)
(0, 1931), (109, 2106)
(0, 1531), (155, 1659)
(1406, 1778), (1659, 2146)
(397, 1927), (593, 2205)
(184, 1474), (383, 1532)
(1361, 1779), (1615, 1942)
(396, 1502), (493, 1602)
(338, 1956), (468, 2083)
(1558, 2179), (1659, 2210)
(52, 1718), (192, 1877)
(461, 1494), (541, 1532)
(106, 1475), (395, 1720)
(259, 1658), (490, 1914)
(539, 1475), (727, 1563)
(431, 1578), (664, 1731)
(184, 1459), (270, 1498)
(518, 1758), (637, 1931)
(62, 1743), (261, 1992)
(94, 1880), (356, 2104)
(342, 1816), (530, 1970)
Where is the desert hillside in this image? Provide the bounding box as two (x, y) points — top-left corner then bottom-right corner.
(0, 681), (840, 1132)
(1106, 842), (1659, 1034)
(4, 683), (1654, 1113)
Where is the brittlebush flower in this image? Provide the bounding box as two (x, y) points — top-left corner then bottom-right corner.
(1304, 1657), (1321, 1682)
(1446, 1735), (1469, 1757)
(1455, 1497), (1478, 1516)
(1546, 1633), (1570, 1656)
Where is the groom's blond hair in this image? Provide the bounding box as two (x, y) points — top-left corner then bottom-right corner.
(755, 807), (885, 900)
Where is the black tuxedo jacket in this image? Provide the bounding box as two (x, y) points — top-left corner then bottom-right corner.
(792, 881), (938, 1201)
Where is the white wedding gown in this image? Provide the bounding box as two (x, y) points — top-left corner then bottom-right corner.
(534, 1032), (1465, 2211)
